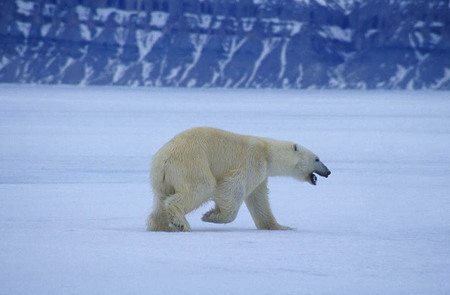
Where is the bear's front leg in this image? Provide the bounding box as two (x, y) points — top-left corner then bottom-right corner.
(245, 179), (293, 230)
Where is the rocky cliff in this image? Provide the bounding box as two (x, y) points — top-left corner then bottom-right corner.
(1, 0), (449, 89)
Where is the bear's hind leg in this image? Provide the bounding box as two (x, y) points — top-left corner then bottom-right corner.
(147, 193), (172, 232)
(165, 181), (216, 231)
(165, 194), (191, 232)
(202, 169), (247, 224)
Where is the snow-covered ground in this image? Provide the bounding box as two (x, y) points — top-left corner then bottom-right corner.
(0, 85), (449, 294)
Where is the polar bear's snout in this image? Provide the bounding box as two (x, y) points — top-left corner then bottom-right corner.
(309, 159), (331, 185)
(314, 160), (331, 177)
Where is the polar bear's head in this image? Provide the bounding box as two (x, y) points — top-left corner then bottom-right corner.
(291, 143), (331, 185)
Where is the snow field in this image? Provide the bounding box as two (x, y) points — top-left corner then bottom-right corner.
(0, 85), (449, 294)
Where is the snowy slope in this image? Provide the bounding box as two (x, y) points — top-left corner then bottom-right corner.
(0, 85), (449, 294)
(1, 0), (450, 89)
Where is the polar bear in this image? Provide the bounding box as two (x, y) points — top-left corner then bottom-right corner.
(147, 127), (330, 232)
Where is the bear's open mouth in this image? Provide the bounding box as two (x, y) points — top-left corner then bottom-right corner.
(309, 173), (317, 185)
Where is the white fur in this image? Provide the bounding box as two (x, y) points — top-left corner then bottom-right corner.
(147, 127), (321, 232)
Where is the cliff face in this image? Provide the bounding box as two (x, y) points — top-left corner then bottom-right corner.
(1, 0), (449, 89)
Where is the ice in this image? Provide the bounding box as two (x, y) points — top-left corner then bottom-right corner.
(40, 23), (52, 37)
(112, 64), (127, 83)
(320, 25), (353, 42)
(314, 0), (327, 7)
(0, 56), (9, 71)
(150, 12), (169, 27)
(430, 33), (442, 45)
(95, 8), (135, 24)
(76, 5), (91, 22)
(431, 22), (444, 27)
(114, 27), (127, 46)
(294, 0), (310, 4)
(365, 29), (378, 38)
(389, 65), (413, 87)
(42, 3), (56, 17)
(166, 66), (181, 81)
(278, 40), (289, 80)
(241, 17), (255, 32)
(433, 68), (450, 88)
(16, 21), (31, 38)
(414, 32), (424, 46)
(0, 85), (449, 294)
(334, 0), (360, 13)
(414, 21), (426, 28)
(16, 0), (34, 16)
(79, 24), (91, 41)
(136, 30), (163, 61)
(289, 21), (303, 36)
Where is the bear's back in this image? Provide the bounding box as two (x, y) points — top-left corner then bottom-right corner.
(166, 127), (263, 179)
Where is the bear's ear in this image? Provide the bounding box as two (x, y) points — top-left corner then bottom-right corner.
(293, 144), (299, 152)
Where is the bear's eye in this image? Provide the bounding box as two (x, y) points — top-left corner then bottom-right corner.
(315, 158), (320, 162)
